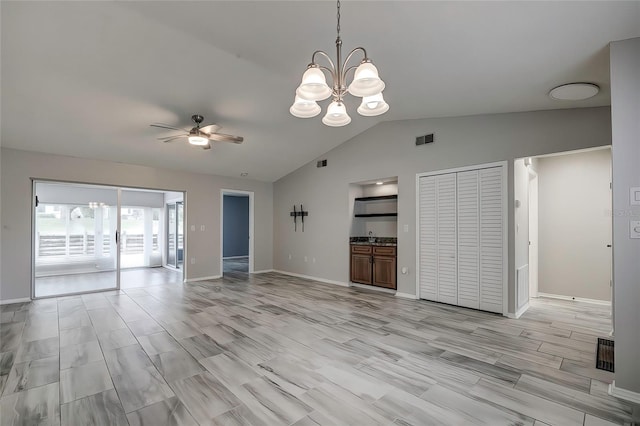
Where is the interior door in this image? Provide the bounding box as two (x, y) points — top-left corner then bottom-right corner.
(33, 181), (120, 298)
(479, 167), (504, 313)
(457, 170), (480, 309)
(436, 173), (458, 305)
(419, 176), (438, 300)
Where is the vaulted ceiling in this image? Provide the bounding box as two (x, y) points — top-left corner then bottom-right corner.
(2, 1), (638, 181)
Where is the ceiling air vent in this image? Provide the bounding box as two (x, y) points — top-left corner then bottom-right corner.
(317, 159), (328, 168)
(416, 134), (434, 146)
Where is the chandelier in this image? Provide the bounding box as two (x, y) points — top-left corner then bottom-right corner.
(290, 0), (389, 127)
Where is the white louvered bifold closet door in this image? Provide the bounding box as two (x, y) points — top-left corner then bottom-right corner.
(419, 164), (504, 314)
(456, 170), (480, 309)
(479, 167), (504, 313)
(418, 176), (438, 300)
(436, 174), (457, 305)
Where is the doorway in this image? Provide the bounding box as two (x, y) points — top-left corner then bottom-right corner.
(515, 147), (612, 331)
(32, 181), (185, 298)
(220, 190), (254, 276)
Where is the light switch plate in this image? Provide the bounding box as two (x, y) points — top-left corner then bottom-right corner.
(630, 187), (640, 205)
(631, 221), (640, 239)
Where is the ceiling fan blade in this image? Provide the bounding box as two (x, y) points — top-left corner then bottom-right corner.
(157, 134), (187, 140)
(159, 136), (184, 143)
(200, 124), (221, 134)
(208, 133), (244, 144)
(150, 123), (185, 131)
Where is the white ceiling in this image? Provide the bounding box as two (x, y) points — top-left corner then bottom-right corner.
(2, 1), (638, 182)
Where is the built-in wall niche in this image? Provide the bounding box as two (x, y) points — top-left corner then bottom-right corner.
(349, 178), (398, 238)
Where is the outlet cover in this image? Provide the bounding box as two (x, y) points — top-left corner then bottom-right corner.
(631, 187), (640, 205)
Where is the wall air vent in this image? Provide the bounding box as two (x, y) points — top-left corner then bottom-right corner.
(416, 134), (434, 146)
(317, 159), (328, 168)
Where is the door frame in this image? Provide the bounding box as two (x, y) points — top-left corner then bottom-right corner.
(31, 179), (122, 299)
(527, 165), (539, 298)
(31, 179), (187, 299)
(415, 161), (508, 315)
(220, 189), (254, 274)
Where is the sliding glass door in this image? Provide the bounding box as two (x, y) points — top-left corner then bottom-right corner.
(33, 181), (120, 298)
(166, 201), (183, 269)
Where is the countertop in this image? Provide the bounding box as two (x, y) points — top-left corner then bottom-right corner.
(350, 237), (397, 247)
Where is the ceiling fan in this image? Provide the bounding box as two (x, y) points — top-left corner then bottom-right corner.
(150, 114), (243, 150)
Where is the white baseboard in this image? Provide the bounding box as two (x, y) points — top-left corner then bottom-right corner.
(537, 292), (611, 306)
(349, 282), (396, 294)
(223, 256), (249, 260)
(185, 275), (222, 283)
(272, 270), (349, 287)
(395, 292), (419, 300)
(252, 269), (274, 274)
(506, 302), (530, 319)
(609, 381), (640, 404)
(0, 297), (31, 305)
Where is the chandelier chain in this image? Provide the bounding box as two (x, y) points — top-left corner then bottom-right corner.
(336, 0), (341, 38)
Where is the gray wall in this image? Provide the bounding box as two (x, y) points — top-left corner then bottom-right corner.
(537, 149), (612, 301)
(610, 38), (640, 395)
(274, 107), (612, 313)
(223, 195), (249, 258)
(0, 148), (273, 301)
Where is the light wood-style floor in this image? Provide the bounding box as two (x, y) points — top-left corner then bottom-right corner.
(1, 272), (637, 425)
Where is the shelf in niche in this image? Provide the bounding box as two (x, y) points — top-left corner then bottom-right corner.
(354, 195), (398, 202)
(354, 213), (398, 218)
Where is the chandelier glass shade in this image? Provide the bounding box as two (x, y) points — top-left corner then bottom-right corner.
(357, 92), (389, 116)
(290, 95), (322, 118)
(322, 101), (351, 127)
(290, 0), (388, 127)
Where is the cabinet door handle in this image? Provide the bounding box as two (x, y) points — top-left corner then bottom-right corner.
(372, 256), (375, 264)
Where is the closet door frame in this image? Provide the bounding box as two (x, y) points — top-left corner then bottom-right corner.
(415, 161), (508, 315)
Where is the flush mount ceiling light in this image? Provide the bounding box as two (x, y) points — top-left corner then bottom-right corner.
(290, 0), (388, 127)
(549, 83), (599, 101)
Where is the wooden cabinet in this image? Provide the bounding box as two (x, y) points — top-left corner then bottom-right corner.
(351, 253), (373, 284)
(372, 253), (397, 289)
(350, 244), (396, 289)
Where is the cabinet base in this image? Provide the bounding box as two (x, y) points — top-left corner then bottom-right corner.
(349, 282), (397, 294)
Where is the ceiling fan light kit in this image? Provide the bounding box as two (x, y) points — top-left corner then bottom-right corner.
(290, 0), (388, 127)
(188, 135), (209, 146)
